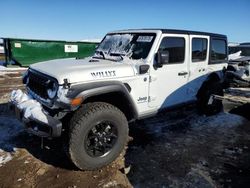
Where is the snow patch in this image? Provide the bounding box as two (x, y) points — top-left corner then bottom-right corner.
(96, 34), (134, 56)
(0, 152), (13, 166)
(0, 65), (6, 70)
(10, 89), (31, 104)
(10, 90), (49, 124)
(229, 51), (242, 60)
(191, 112), (245, 129)
(102, 181), (118, 188)
(0, 65), (27, 71)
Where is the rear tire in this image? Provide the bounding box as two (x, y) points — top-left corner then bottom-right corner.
(197, 81), (224, 116)
(68, 102), (128, 170)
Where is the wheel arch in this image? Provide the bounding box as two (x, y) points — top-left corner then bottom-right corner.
(67, 81), (138, 122)
(197, 72), (222, 98)
(206, 72), (221, 83)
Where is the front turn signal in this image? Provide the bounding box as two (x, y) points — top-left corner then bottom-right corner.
(70, 97), (83, 107)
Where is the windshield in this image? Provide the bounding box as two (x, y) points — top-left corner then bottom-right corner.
(93, 33), (156, 61)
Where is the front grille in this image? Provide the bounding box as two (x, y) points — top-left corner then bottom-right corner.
(27, 70), (50, 99)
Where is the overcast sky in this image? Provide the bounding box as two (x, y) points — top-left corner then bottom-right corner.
(0, 0), (249, 42)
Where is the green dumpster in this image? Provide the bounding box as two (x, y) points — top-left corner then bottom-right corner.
(3, 38), (99, 67)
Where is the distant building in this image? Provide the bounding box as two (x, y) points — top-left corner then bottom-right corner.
(81, 39), (102, 43)
(228, 42), (240, 47)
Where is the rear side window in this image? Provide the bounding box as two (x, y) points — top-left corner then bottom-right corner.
(211, 39), (227, 62)
(159, 37), (185, 64)
(192, 38), (208, 62)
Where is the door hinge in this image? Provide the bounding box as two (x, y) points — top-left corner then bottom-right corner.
(149, 75), (157, 82)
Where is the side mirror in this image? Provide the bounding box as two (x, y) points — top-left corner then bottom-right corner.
(157, 50), (169, 67)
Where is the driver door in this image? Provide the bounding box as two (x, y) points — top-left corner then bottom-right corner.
(148, 34), (189, 108)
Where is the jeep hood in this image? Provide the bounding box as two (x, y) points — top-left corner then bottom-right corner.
(30, 58), (136, 84)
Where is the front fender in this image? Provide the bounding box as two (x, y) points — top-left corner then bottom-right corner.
(66, 81), (138, 119)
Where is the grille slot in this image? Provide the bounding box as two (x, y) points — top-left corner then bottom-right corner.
(27, 70), (50, 99)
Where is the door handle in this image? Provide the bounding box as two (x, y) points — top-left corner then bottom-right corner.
(178, 71), (188, 76)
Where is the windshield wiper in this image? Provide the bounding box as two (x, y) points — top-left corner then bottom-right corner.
(94, 50), (106, 59)
(93, 51), (125, 61)
(109, 52), (124, 60)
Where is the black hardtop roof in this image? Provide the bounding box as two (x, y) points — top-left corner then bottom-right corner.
(161, 29), (226, 38)
(114, 29), (227, 38)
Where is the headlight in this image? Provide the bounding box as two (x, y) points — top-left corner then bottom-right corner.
(47, 81), (58, 99)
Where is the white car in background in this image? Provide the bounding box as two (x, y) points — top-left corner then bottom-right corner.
(227, 43), (250, 87)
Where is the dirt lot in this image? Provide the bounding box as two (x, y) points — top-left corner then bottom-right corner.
(1, 70), (250, 188)
(0, 98), (131, 188)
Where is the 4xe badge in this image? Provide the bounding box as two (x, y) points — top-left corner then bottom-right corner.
(91, 70), (116, 78)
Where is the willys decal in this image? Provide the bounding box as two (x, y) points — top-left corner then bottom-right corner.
(91, 70), (116, 78)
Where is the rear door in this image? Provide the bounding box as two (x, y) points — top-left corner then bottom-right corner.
(148, 34), (189, 108)
(186, 35), (209, 101)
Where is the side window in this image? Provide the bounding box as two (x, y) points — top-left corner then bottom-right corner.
(192, 38), (207, 62)
(159, 37), (185, 64)
(211, 39), (227, 63)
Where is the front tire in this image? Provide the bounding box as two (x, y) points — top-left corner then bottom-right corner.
(68, 102), (128, 170)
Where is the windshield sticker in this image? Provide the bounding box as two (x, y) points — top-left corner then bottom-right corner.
(91, 70), (116, 78)
(137, 36), (153, 42)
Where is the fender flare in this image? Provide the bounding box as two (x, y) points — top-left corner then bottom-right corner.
(197, 72), (222, 99)
(206, 72), (222, 83)
(66, 81), (138, 119)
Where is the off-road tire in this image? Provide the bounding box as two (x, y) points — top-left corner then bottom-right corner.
(197, 81), (224, 116)
(68, 102), (128, 170)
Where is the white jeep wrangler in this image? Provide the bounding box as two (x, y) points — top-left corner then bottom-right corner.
(11, 29), (228, 170)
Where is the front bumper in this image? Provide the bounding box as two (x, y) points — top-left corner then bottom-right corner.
(10, 90), (62, 138)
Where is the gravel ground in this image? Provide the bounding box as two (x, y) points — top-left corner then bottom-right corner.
(0, 71), (250, 187)
(126, 107), (250, 188)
